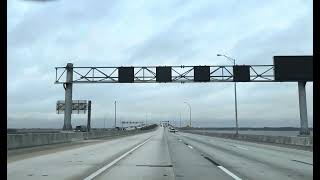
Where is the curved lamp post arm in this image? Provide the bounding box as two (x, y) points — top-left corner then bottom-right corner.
(217, 54), (236, 65)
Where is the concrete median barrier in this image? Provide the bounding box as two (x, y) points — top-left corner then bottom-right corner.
(181, 130), (313, 147)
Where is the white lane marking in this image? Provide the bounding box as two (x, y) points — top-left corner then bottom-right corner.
(229, 144), (249, 150)
(235, 146), (249, 150)
(178, 139), (182, 141)
(187, 145), (193, 149)
(218, 166), (242, 180)
(84, 137), (152, 180)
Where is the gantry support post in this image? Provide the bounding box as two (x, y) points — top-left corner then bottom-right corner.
(298, 81), (310, 136)
(63, 63), (73, 130)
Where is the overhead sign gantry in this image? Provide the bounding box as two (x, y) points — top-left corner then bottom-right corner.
(55, 56), (313, 135)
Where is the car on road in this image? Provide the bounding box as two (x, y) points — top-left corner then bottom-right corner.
(169, 128), (178, 133)
(74, 125), (87, 132)
(115, 127), (126, 131)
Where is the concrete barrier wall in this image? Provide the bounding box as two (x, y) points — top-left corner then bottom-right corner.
(182, 130), (313, 147)
(84, 129), (150, 140)
(7, 129), (155, 150)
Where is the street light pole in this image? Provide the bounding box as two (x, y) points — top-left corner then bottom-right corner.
(114, 101), (117, 128)
(234, 73), (239, 136)
(184, 102), (192, 127)
(180, 112), (182, 128)
(217, 54), (239, 136)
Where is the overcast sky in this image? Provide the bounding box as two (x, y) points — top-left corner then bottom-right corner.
(7, 0), (313, 128)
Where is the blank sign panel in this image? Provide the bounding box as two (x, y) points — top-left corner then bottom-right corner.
(156, 66), (172, 82)
(194, 66), (210, 82)
(118, 67), (134, 83)
(233, 65), (250, 82)
(274, 56), (313, 81)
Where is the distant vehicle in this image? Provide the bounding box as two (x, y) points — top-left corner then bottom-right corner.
(125, 127), (135, 131)
(169, 128), (178, 133)
(74, 125), (87, 132)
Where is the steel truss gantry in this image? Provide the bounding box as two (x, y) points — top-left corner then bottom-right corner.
(55, 65), (275, 84)
(55, 63), (311, 136)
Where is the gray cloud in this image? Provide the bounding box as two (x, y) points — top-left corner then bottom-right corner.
(8, 0), (313, 128)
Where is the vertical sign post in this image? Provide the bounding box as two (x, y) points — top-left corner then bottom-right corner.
(87, 100), (91, 132)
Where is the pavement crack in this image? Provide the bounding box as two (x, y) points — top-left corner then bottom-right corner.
(291, 159), (313, 165)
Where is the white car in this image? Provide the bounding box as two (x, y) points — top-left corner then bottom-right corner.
(169, 128), (178, 133)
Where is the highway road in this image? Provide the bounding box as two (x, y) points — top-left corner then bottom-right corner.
(7, 127), (312, 180)
(187, 129), (313, 137)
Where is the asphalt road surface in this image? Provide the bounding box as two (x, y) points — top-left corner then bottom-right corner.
(7, 127), (312, 180)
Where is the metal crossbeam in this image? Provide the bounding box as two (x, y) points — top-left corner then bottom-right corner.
(55, 65), (275, 83)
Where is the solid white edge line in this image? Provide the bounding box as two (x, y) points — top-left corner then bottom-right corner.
(236, 146), (249, 150)
(218, 166), (242, 180)
(187, 145), (193, 149)
(83, 137), (152, 180)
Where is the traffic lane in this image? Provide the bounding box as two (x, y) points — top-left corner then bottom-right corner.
(8, 139), (116, 163)
(7, 130), (156, 180)
(176, 132), (312, 180)
(95, 128), (234, 180)
(166, 130), (234, 180)
(180, 132), (313, 170)
(179, 132), (313, 180)
(184, 130), (312, 152)
(95, 127), (174, 180)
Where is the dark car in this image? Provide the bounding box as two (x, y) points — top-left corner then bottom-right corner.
(74, 125), (87, 132)
(115, 127), (126, 131)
